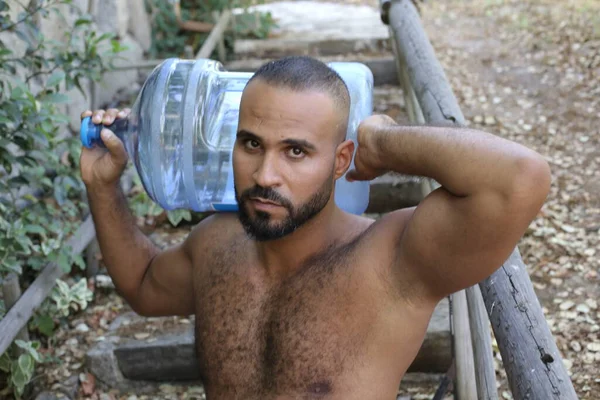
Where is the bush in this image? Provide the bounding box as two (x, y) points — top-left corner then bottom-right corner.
(0, 0), (122, 397)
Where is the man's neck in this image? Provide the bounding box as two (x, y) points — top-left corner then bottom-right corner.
(254, 203), (350, 280)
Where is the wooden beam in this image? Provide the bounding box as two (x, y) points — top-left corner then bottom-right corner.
(466, 285), (499, 400)
(385, 0), (577, 398)
(452, 291), (478, 400)
(196, 10), (232, 60)
(2, 274), (29, 343)
(480, 250), (579, 399)
(0, 217), (96, 356)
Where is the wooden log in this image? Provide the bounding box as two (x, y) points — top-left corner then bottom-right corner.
(196, 10), (232, 60)
(466, 285), (499, 400)
(480, 250), (578, 399)
(1, 274), (29, 343)
(385, 0), (577, 398)
(0, 217), (96, 356)
(212, 11), (227, 63)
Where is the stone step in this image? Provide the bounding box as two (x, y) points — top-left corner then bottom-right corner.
(233, 1), (390, 58)
(226, 56), (399, 86)
(86, 299), (451, 388)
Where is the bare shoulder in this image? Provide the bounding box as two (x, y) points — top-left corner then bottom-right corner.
(183, 213), (245, 262)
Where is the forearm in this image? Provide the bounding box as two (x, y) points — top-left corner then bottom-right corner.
(86, 183), (159, 301)
(376, 124), (547, 197)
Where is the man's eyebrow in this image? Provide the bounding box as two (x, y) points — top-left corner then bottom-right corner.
(236, 130), (261, 141)
(236, 130), (317, 152)
(281, 138), (317, 151)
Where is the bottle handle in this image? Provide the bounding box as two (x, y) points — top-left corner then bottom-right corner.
(80, 117), (128, 149)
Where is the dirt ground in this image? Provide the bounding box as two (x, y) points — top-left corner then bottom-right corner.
(28, 0), (599, 399)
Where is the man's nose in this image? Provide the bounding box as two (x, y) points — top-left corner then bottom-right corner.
(253, 153), (282, 188)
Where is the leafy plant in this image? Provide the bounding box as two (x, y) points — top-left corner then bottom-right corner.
(0, 0), (121, 397)
(0, 340), (43, 399)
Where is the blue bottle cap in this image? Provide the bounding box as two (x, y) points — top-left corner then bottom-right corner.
(80, 116), (100, 148)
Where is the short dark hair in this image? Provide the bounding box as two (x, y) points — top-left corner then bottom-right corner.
(248, 56), (351, 137)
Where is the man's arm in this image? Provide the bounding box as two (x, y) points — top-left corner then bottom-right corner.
(80, 108), (196, 317)
(350, 116), (551, 300)
(87, 183), (195, 317)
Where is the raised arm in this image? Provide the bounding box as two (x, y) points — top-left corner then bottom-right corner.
(81, 109), (196, 317)
(348, 115), (551, 300)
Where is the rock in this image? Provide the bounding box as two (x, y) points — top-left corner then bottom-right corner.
(570, 341), (582, 352)
(92, 0), (129, 38)
(94, 35), (143, 107)
(95, 274), (116, 289)
(134, 332), (151, 340)
(66, 337), (79, 346)
(76, 323), (90, 333)
(128, 0), (152, 52)
(587, 342), (600, 352)
(559, 300), (575, 310)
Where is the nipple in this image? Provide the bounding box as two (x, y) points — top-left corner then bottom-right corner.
(307, 381), (332, 396)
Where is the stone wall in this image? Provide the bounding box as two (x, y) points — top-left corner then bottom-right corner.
(4, 0), (153, 132)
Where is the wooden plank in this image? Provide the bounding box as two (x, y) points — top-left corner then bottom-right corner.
(385, 0), (578, 398)
(0, 217), (96, 356)
(452, 291), (478, 400)
(196, 10), (232, 60)
(480, 250), (579, 399)
(466, 285), (499, 400)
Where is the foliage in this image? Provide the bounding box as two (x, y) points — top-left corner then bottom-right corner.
(145, 0), (276, 59)
(0, 0), (119, 397)
(0, 340), (44, 399)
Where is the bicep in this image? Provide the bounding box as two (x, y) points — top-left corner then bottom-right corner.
(134, 240), (196, 317)
(398, 187), (532, 299)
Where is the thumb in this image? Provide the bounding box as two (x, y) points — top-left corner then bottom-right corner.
(101, 128), (128, 166)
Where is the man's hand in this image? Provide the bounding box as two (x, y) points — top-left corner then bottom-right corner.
(80, 108), (131, 187)
(346, 114), (396, 182)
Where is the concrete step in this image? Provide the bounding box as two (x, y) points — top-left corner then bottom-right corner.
(86, 299), (451, 389)
(234, 1), (390, 58)
(226, 55), (399, 86)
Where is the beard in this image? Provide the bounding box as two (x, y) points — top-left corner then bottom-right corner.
(235, 174), (334, 242)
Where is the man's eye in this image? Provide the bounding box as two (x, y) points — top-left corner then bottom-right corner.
(287, 147), (305, 158)
(245, 139), (260, 149)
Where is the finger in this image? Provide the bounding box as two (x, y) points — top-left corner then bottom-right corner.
(118, 108), (132, 119)
(101, 129), (128, 165)
(92, 110), (105, 124)
(80, 110), (93, 120)
(103, 109), (121, 125)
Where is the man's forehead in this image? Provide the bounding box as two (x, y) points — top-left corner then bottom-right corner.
(239, 80), (340, 139)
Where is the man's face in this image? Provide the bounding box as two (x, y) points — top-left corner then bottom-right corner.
(232, 79), (353, 241)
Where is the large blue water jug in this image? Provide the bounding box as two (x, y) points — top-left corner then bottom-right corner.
(81, 58), (373, 214)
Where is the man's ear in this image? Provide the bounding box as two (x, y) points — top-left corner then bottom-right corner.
(334, 139), (355, 180)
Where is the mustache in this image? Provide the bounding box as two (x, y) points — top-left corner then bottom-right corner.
(239, 185), (292, 209)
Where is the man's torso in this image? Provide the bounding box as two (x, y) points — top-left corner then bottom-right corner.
(190, 213), (437, 399)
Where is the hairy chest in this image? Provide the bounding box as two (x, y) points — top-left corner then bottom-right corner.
(193, 246), (373, 398)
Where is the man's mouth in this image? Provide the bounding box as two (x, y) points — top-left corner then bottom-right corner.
(250, 197), (281, 206)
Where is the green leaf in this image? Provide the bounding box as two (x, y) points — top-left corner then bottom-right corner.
(0, 352), (11, 373)
(16, 354), (34, 378)
(46, 70), (65, 87)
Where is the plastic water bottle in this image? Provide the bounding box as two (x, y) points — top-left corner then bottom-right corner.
(80, 58), (373, 214)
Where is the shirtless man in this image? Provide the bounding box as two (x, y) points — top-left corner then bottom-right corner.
(80, 56), (551, 399)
